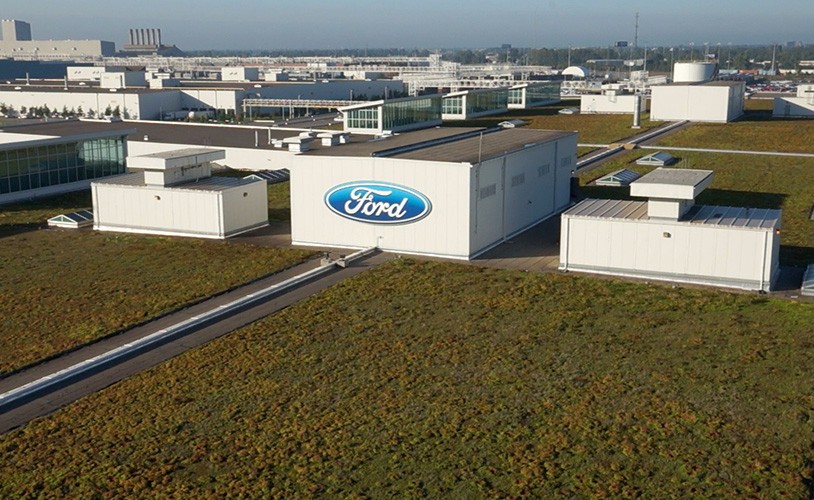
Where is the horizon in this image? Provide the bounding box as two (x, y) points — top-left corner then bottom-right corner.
(1, 0), (811, 51)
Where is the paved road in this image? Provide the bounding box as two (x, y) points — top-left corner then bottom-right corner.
(0, 252), (390, 434)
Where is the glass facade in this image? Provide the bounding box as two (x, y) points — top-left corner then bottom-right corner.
(466, 89), (508, 115)
(525, 82), (560, 105)
(382, 96), (442, 130)
(0, 136), (126, 195)
(346, 108), (379, 130)
(442, 96), (464, 115)
(508, 88), (523, 105)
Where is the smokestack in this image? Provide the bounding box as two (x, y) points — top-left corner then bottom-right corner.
(140, 29), (146, 46)
(128, 29), (134, 45)
(157, 28), (162, 46)
(147, 29), (153, 45)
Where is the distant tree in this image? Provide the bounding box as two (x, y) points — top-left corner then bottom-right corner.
(87, 109), (96, 118)
(77, 105), (84, 117)
(112, 105), (121, 117)
(62, 105), (69, 117)
(104, 105), (112, 116)
(42, 105), (50, 117)
(20, 106), (27, 116)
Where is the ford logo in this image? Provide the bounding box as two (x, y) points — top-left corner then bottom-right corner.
(324, 182), (432, 224)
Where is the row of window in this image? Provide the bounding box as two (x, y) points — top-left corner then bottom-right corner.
(0, 137), (126, 195)
(382, 97), (442, 129)
(346, 108), (379, 129)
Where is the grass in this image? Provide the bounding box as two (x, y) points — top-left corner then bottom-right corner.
(578, 151), (814, 266)
(0, 188), (311, 375)
(654, 112), (814, 153)
(1, 259), (813, 497)
(443, 101), (664, 145)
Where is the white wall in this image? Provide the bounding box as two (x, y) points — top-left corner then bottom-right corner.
(127, 136), (297, 171)
(221, 179), (269, 236)
(93, 183), (225, 237)
(0, 89), (146, 118)
(773, 97), (814, 117)
(291, 155), (472, 258)
(0, 39), (115, 58)
(290, 133), (576, 259)
(559, 215), (780, 291)
(581, 94), (645, 114)
(650, 83), (744, 122)
(92, 179), (268, 238)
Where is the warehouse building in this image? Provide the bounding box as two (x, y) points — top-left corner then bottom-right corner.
(0, 126), (131, 204)
(650, 81), (745, 122)
(560, 168), (781, 291)
(291, 127), (577, 259)
(0, 19), (115, 58)
(92, 148), (268, 239)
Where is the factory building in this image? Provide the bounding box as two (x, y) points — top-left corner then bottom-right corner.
(4, 119), (577, 258)
(291, 127), (577, 259)
(92, 148), (268, 239)
(650, 81), (744, 122)
(773, 84), (814, 118)
(0, 19), (115, 59)
(0, 127), (130, 204)
(560, 168), (781, 292)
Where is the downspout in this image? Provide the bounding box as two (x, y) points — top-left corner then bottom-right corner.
(759, 229), (768, 292)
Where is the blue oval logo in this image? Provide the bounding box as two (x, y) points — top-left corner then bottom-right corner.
(325, 182), (432, 224)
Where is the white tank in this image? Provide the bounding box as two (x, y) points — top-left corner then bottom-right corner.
(673, 62), (717, 83)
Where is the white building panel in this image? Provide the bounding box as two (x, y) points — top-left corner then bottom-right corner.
(560, 203), (781, 291)
(580, 94), (644, 114)
(650, 82), (744, 122)
(291, 130), (576, 259)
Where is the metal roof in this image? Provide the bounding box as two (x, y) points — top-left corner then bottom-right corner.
(564, 198), (781, 230)
(93, 172), (261, 191)
(595, 169), (641, 186)
(390, 128), (575, 164)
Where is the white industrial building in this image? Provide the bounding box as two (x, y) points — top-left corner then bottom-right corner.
(290, 127), (577, 259)
(560, 168), (781, 291)
(222, 67), (260, 82)
(0, 19), (115, 58)
(650, 81), (745, 122)
(92, 148), (268, 239)
(773, 84), (814, 118)
(581, 89), (647, 115)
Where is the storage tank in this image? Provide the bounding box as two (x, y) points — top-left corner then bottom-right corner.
(673, 62), (717, 83)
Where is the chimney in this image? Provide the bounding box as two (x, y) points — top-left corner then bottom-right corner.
(128, 29), (134, 45)
(157, 28), (162, 46)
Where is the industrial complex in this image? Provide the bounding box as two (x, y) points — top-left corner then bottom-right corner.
(1, 9), (814, 498)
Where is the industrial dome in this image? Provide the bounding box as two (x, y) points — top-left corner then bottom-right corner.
(562, 66), (590, 78)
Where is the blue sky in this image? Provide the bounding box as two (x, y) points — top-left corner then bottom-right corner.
(2, 0), (810, 50)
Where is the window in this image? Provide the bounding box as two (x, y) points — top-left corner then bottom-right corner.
(538, 164), (550, 177)
(511, 173), (525, 187)
(560, 156), (572, 168)
(346, 108), (378, 129)
(479, 183), (496, 199)
(442, 96), (463, 115)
